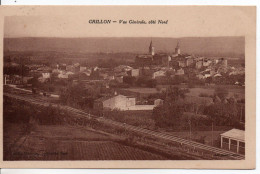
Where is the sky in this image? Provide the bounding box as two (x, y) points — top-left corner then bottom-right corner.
(3, 6), (255, 38)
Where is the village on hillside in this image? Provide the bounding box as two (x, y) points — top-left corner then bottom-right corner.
(4, 39), (246, 160)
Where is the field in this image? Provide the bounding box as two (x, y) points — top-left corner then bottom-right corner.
(187, 86), (245, 99)
(103, 110), (155, 129)
(4, 124), (167, 160)
(123, 88), (159, 94)
(123, 85), (245, 100)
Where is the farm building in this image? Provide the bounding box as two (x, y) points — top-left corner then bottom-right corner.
(94, 95), (136, 111)
(220, 129), (245, 154)
(94, 94), (157, 111)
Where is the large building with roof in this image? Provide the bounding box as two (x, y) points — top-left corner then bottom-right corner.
(93, 94), (136, 111)
(220, 128), (245, 154)
(93, 94), (157, 111)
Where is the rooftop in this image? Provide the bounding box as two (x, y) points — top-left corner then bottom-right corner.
(221, 128), (245, 142)
(95, 94), (135, 102)
(136, 54), (153, 58)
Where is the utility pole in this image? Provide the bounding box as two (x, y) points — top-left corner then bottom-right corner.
(188, 119), (191, 140)
(211, 120), (214, 146)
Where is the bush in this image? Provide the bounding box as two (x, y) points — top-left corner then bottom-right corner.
(199, 93), (209, 97)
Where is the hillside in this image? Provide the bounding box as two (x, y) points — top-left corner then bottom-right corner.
(4, 37), (245, 58)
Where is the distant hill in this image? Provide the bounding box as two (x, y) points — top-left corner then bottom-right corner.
(4, 37), (245, 58)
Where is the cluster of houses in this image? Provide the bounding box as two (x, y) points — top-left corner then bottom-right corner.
(4, 40), (244, 88)
(4, 41), (246, 154)
(135, 40), (244, 81)
(4, 40), (245, 113)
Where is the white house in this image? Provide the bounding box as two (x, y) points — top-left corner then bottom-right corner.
(94, 95), (157, 111)
(94, 95), (136, 110)
(152, 70), (166, 79)
(80, 66), (87, 72)
(176, 68), (184, 75)
(58, 73), (69, 79)
(42, 72), (50, 79)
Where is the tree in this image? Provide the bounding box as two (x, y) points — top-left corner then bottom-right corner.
(123, 76), (136, 85)
(146, 79), (157, 88)
(59, 83), (100, 108)
(203, 101), (240, 126)
(152, 86), (189, 129)
(164, 86), (189, 102)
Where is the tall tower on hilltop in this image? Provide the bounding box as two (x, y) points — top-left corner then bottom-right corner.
(149, 39), (155, 56)
(175, 41), (181, 55)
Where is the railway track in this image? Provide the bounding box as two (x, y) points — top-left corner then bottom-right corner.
(3, 87), (245, 160)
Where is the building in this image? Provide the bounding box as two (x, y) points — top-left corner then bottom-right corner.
(219, 58), (228, 67)
(66, 65), (74, 72)
(135, 54), (153, 66)
(58, 73), (69, 79)
(135, 41), (172, 67)
(176, 68), (184, 75)
(65, 64), (80, 73)
(73, 63), (80, 72)
(22, 76), (33, 84)
(66, 71), (74, 76)
(178, 61), (186, 68)
(99, 72), (109, 79)
(94, 95), (136, 110)
(220, 129), (245, 154)
(114, 65), (133, 73)
(203, 60), (211, 67)
(94, 94), (158, 111)
(153, 70), (166, 79)
(153, 54), (171, 66)
(154, 99), (164, 106)
(196, 60), (203, 69)
(186, 58), (194, 66)
(128, 69), (140, 77)
(80, 66), (87, 72)
(196, 74), (204, 79)
(115, 76), (124, 83)
(42, 72), (51, 79)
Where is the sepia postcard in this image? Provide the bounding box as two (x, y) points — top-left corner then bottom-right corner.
(0, 6), (256, 169)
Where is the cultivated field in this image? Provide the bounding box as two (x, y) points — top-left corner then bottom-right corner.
(123, 88), (159, 94)
(187, 87), (245, 99)
(123, 85), (245, 99)
(4, 125), (167, 160)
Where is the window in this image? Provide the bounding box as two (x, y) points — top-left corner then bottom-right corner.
(231, 139), (237, 145)
(239, 142), (245, 148)
(223, 137), (229, 143)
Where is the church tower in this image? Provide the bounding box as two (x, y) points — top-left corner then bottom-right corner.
(175, 41), (181, 55)
(149, 40), (155, 56)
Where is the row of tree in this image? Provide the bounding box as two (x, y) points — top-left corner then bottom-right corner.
(152, 86), (245, 130)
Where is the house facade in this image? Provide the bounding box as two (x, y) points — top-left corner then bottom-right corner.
(220, 129), (245, 154)
(94, 95), (136, 111)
